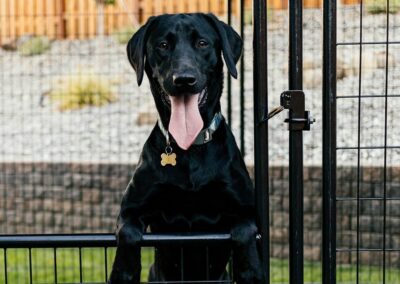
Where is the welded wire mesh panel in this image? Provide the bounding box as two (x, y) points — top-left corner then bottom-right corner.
(0, 243), (234, 284)
(336, 0), (400, 283)
(0, 0), (241, 235)
(0, 1), (250, 283)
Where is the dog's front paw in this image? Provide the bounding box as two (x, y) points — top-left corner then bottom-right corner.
(116, 223), (143, 247)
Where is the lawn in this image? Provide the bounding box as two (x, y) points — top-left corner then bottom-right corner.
(0, 248), (399, 283)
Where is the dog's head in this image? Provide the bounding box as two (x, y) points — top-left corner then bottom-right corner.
(127, 13), (242, 150)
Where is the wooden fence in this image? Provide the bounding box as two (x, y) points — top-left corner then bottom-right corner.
(0, 0), (359, 44)
(0, 0), (139, 42)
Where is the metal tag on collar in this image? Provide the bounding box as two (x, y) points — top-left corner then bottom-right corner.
(161, 135), (176, 167)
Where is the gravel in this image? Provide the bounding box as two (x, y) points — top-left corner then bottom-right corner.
(0, 8), (399, 166)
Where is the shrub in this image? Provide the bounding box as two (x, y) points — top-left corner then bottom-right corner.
(18, 36), (51, 56)
(112, 25), (138, 45)
(244, 7), (274, 25)
(50, 75), (117, 111)
(366, 0), (400, 14)
(96, 0), (116, 4)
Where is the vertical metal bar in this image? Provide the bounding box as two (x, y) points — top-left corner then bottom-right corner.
(228, 250), (233, 280)
(288, 0), (303, 284)
(356, 1), (364, 284)
(382, 0), (390, 282)
(322, 0), (337, 282)
(79, 247), (83, 283)
(4, 248), (8, 284)
(205, 246), (210, 280)
(104, 247), (108, 282)
(53, 248), (57, 284)
(239, 0), (245, 155)
(29, 248), (33, 284)
(227, 0), (232, 125)
(253, 0), (269, 283)
(180, 247), (184, 281)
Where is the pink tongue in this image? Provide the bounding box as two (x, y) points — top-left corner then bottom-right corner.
(168, 94), (203, 150)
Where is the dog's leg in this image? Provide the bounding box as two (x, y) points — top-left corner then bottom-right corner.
(108, 221), (144, 284)
(231, 220), (266, 284)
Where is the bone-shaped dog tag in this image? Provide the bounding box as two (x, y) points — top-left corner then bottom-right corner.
(161, 145), (176, 166)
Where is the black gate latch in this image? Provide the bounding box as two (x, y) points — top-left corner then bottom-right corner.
(281, 90), (315, 131)
(262, 90), (315, 131)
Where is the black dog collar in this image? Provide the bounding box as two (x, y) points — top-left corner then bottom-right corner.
(158, 112), (224, 146)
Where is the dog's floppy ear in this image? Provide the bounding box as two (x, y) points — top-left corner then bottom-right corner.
(204, 13), (243, 79)
(127, 17), (156, 85)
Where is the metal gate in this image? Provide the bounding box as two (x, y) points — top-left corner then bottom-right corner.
(2, 0), (398, 283)
(2, 0), (311, 283)
(322, 0), (400, 283)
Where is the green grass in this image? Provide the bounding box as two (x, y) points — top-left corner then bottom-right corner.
(0, 248), (399, 283)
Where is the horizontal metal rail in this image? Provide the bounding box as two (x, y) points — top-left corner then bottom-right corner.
(0, 233), (232, 248)
(337, 40), (400, 46)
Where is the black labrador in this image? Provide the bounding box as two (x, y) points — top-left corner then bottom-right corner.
(109, 13), (265, 284)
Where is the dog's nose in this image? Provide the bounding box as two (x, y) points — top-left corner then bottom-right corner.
(173, 73), (197, 87)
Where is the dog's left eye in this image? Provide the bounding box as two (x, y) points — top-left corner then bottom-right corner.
(158, 41), (169, 50)
(197, 40), (209, 48)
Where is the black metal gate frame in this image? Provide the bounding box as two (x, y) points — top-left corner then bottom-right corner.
(0, 0), (331, 283)
(322, 0), (336, 283)
(0, 233), (232, 284)
(1, 0), (271, 283)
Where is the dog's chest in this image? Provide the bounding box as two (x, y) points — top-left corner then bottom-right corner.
(148, 182), (233, 230)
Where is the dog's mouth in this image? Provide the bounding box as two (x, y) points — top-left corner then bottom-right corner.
(168, 92), (204, 150)
(161, 88), (208, 108)
(156, 83), (208, 150)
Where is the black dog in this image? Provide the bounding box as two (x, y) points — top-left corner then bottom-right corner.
(109, 13), (265, 284)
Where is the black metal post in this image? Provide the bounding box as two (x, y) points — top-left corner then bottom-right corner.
(253, 0), (269, 283)
(288, 0), (303, 283)
(227, 0), (232, 126)
(322, 0), (336, 283)
(239, 0), (245, 155)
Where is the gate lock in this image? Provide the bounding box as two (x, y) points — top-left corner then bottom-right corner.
(263, 90), (315, 131)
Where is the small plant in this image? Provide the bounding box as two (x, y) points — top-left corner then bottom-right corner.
(96, 0), (116, 5)
(112, 25), (138, 45)
(50, 75), (117, 111)
(18, 36), (51, 56)
(244, 8), (253, 25)
(243, 7), (273, 25)
(366, 0), (400, 14)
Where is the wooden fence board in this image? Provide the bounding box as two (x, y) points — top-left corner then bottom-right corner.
(36, 0), (45, 35)
(177, 0), (185, 12)
(27, 0), (35, 35)
(0, 0), (7, 42)
(342, 0), (360, 4)
(167, 0), (175, 14)
(9, 0), (15, 39)
(88, 0), (96, 37)
(46, 0), (55, 38)
(199, 0), (209, 12)
(188, 0), (198, 12)
(56, 0), (65, 38)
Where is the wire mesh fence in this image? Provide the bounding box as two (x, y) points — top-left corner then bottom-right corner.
(0, 0), (399, 283)
(335, 0), (400, 283)
(0, 234), (234, 284)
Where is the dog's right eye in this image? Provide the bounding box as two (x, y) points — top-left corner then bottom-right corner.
(158, 42), (169, 50)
